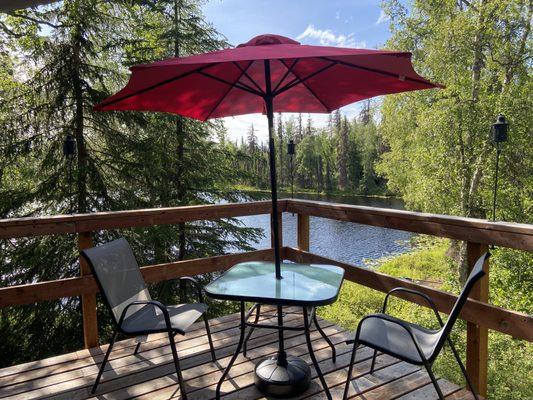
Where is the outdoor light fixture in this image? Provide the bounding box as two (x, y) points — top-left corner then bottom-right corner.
(491, 114), (509, 144)
(288, 140), (295, 199)
(287, 139), (295, 155)
(63, 134), (76, 157)
(490, 114), (508, 223)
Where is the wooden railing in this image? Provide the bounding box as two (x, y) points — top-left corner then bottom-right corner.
(0, 198), (532, 397)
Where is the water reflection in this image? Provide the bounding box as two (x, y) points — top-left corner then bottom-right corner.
(238, 192), (412, 266)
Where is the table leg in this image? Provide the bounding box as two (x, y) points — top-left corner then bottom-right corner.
(243, 303), (261, 357)
(216, 301), (245, 400)
(313, 311), (336, 362)
(303, 307), (332, 400)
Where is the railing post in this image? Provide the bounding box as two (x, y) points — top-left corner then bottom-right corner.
(297, 214), (310, 252)
(271, 211), (283, 250)
(78, 231), (98, 348)
(466, 241), (489, 397)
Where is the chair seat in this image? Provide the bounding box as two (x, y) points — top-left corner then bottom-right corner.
(358, 313), (442, 364)
(121, 303), (207, 335)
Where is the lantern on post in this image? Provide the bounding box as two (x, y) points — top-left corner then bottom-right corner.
(63, 134), (76, 213)
(490, 114), (508, 222)
(287, 139), (296, 199)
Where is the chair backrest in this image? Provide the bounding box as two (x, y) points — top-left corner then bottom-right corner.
(81, 238), (151, 325)
(434, 252), (490, 356)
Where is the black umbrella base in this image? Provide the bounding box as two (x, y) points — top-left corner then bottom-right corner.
(254, 355), (311, 397)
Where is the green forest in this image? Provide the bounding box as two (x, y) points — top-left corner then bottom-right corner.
(0, 0), (531, 399)
(228, 104), (387, 195)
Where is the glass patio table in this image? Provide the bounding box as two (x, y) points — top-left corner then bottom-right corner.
(205, 261), (344, 399)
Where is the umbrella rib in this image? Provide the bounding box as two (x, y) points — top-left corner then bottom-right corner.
(95, 63), (220, 109)
(205, 61), (255, 120)
(273, 60), (337, 97)
(319, 56), (434, 86)
(272, 58), (300, 93)
(232, 61), (265, 95)
(196, 71), (264, 97)
(279, 59), (331, 112)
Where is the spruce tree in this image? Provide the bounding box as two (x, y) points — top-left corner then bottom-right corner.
(337, 115), (349, 190)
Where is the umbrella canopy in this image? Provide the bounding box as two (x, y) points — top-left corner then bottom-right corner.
(96, 33), (440, 280)
(95, 34), (439, 119)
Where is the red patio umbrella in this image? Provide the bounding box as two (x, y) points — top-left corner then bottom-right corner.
(96, 33), (439, 276)
(95, 33), (440, 397)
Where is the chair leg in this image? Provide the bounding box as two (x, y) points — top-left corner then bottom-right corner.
(423, 362), (445, 400)
(168, 330), (188, 400)
(91, 330), (117, 394)
(447, 339), (480, 400)
(369, 349), (377, 374)
(133, 342), (141, 355)
(343, 340), (359, 400)
(203, 313), (217, 362)
(313, 311), (336, 362)
(243, 304), (260, 357)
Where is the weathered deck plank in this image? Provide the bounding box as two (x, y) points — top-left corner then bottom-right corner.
(0, 310), (478, 400)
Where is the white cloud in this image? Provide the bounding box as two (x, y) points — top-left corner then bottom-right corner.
(296, 24), (366, 48)
(335, 11), (340, 20)
(376, 10), (390, 25)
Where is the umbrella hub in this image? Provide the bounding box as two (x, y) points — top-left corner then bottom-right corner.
(237, 34), (300, 47)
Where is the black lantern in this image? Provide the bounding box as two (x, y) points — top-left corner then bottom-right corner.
(491, 114), (508, 144)
(287, 139), (295, 155)
(287, 140), (296, 199)
(63, 134), (76, 157)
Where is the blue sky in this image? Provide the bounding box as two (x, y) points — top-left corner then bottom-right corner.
(202, 0), (392, 142)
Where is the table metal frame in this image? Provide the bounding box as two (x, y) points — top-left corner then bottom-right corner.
(215, 301), (335, 400)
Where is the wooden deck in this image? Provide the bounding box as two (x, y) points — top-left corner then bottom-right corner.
(0, 307), (477, 400)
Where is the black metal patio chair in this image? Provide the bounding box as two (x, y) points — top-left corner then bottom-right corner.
(82, 237), (216, 399)
(343, 252), (490, 400)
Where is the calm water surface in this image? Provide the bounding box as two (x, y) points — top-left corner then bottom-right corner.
(238, 192), (413, 266)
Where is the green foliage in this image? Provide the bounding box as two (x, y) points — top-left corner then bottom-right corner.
(376, 0), (532, 220)
(0, 0), (259, 367)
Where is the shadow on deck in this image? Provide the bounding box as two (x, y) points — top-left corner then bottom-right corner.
(0, 308), (478, 400)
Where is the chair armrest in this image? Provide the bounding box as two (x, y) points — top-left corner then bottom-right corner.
(118, 300), (171, 328)
(179, 276), (205, 303)
(383, 287), (444, 327)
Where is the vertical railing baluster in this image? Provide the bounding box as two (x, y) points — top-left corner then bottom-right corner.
(297, 214), (310, 252)
(78, 231), (98, 348)
(466, 241), (490, 397)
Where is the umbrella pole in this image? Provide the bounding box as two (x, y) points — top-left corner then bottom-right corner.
(254, 61), (310, 397)
(264, 60), (287, 365)
(264, 72), (282, 278)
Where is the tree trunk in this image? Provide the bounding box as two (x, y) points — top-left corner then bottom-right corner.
(72, 24), (88, 214)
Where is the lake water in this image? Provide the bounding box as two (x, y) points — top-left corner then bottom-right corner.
(238, 192), (413, 266)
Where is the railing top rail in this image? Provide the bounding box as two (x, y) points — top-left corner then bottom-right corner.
(286, 198), (532, 233)
(1, 198), (532, 250)
(0, 200), (275, 239)
(285, 199), (533, 251)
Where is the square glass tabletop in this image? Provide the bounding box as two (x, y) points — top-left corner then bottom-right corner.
(204, 261), (344, 306)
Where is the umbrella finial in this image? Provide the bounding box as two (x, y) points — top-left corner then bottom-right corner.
(237, 34), (300, 48)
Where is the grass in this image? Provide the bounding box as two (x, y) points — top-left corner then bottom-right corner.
(318, 240), (533, 400)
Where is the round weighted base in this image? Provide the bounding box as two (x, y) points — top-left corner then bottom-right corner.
(254, 355), (311, 397)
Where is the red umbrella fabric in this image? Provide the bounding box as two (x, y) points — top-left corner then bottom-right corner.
(95, 34), (439, 119)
